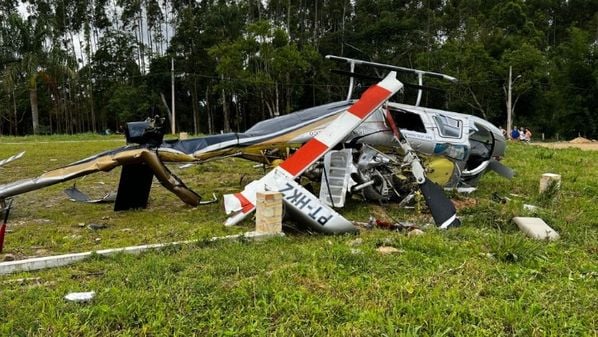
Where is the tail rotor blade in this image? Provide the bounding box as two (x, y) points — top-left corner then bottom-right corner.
(487, 159), (514, 179)
(419, 179), (460, 229)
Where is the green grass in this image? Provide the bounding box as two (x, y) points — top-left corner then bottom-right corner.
(0, 137), (596, 336)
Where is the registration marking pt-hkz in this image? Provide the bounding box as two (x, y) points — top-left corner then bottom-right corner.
(278, 182), (333, 226)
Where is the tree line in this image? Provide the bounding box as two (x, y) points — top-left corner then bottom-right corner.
(1, 0), (596, 139)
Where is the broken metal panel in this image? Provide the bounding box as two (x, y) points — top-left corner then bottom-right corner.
(64, 185), (116, 203)
(425, 157), (459, 187)
(0, 152), (25, 167)
(319, 149), (353, 208)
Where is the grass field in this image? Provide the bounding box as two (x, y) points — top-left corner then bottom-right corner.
(0, 135), (596, 336)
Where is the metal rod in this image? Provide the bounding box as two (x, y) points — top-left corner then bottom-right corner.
(346, 61), (355, 100)
(351, 180), (375, 192)
(171, 57), (176, 135)
(326, 55), (458, 82)
(415, 73), (424, 106)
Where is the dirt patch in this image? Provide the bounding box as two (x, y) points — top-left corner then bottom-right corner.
(453, 197), (478, 210)
(569, 137), (592, 144)
(533, 141), (598, 151)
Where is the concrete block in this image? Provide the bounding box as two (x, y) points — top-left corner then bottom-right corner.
(513, 217), (560, 240)
(540, 173), (561, 193)
(243, 231), (285, 241)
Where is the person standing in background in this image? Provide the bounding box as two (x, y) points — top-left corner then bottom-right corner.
(511, 127), (520, 140)
(525, 128), (532, 142)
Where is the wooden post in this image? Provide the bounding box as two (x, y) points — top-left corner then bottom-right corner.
(255, 191), (283, 233)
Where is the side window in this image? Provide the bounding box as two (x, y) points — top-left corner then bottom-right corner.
(433, 114), (462, 138)
(389, 108), (427, 133)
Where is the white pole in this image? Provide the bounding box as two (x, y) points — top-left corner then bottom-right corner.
(171, 57), (176, 135)
(507, 66), (512, 137)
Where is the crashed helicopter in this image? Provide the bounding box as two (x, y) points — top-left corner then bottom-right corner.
(0, 56), (512, 234)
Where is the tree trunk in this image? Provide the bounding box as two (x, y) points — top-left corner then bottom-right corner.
(12, 91), (18, 135)
(206, 85), (213, 134)
(191, 78), (199, 134)
(221, 75), (230, 132)
(285, 72), (291, 113)
(222, 87), (230, 132)
(274, 82), (280, 116)
(160, 92), (172, 121)
(313, 0), (318, 47)
(90, 85), (96, 133)
(30, 86), (40, 135)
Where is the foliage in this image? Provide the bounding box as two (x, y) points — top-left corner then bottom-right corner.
(1, 0), (597, 138)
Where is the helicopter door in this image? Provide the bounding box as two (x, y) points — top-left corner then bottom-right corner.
(430, 113), (470, 161)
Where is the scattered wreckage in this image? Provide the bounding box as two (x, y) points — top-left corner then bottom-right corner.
(0, 56), (513, 234)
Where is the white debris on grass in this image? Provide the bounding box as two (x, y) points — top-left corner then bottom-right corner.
(65, 291), (95, 303)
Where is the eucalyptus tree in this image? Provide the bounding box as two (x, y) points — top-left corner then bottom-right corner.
(7, 7), (51, 135)
(546, 27), (597, 138)
(169, 0), (247, 133)
(1, 8), (23, 135)
(0, 64), (21, 135)
(90, 29), (146, 129)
